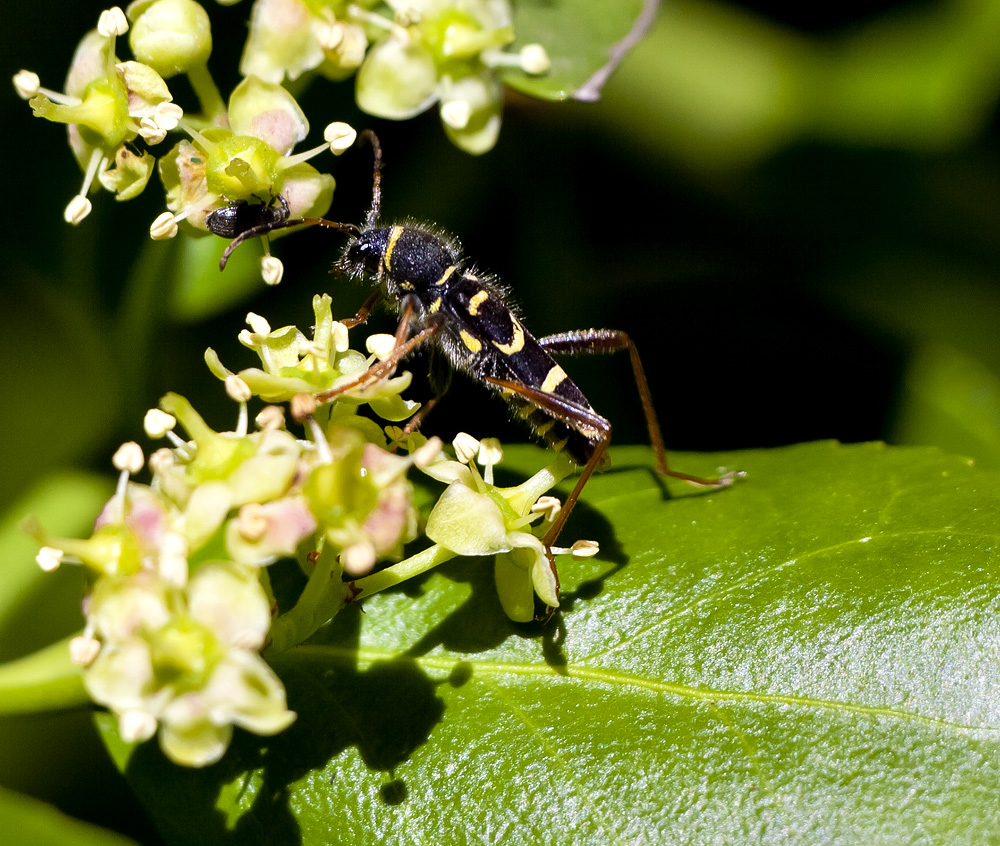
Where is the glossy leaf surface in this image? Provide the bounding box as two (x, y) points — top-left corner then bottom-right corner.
(100, 442), (1000, 844)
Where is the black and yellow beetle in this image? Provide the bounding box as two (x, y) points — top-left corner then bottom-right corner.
(218, 131), (738, 609)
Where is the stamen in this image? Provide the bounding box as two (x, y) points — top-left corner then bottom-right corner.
(118, 709), (157, 743)
(324, 121), (357, 155)
(225, 375), (252, 435)
(66, 149), (106, 225)
(153, 102), (183, 130)
(411, 436), (443, 468)
(237, 503), (269, 541)
(571, 539), (599, 558)
(138, 117), (167, 145)
(519, 44), (551, 74)
(255, 405), (285, 430)
(149, 211), (179, 240)
(347, 4), (395, 31)
(97, 7), (129, 38)
(530, 495), (562, 523)
(12, 70), (40, 99)
(302, 409), (332, 463)
(477, 438), (503, 485)
(452, 432), (480, 465)
(144, 408), (177, 438)
(366, 333), (396, 361)
(113, 441), (144, 475)
(316, 20), (345, 51)
(64, 195), (93, 225)
(440, 100), (472, 130)
(69, 635), (101, 666)
(261, 255), (283, 286)
(35, 546), (64, 572)
(343, 540), (377, 576)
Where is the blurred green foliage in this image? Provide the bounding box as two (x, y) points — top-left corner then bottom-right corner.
(2, 0), (1000, 841)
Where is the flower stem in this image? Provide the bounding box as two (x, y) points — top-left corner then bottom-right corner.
(186, 60), (226, 121)
(0, 637), (88, 714)
(266, 545), (344, 655)
(350, 544), (457, 601)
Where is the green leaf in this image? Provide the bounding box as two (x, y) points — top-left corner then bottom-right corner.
(0, 784), (138, 846)
(503, 0), (657, 101)
(99, 442), (1000, 843)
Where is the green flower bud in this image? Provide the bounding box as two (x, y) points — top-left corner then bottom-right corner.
(127, 0), (212, 78)
(356, 35), (438, 119)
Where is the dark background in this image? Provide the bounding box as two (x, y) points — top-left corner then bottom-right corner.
(1, 0), (998, 840)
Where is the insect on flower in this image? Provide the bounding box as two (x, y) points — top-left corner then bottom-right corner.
(218, 131), (740, 612)
(206, 196), (290, 239)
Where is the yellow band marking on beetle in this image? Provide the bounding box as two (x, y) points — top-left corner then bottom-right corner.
(435, 265), (457, 286)
(468, 290), (489, 315)
(429, 297), (442, 314)
(540, 364), (568, 394)
(535, 420), (555, 436)
(460, 330), (482, 353)
(383, 225), (404, 272)
(493, 318), (526, 355)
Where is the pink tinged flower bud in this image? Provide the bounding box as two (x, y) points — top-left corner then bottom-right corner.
(226, 496), (317, 568)
(227, 76), (308, 156)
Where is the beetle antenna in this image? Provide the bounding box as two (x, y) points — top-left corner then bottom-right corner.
(219, 218), (360, 270)
(359, 129), (382, 229)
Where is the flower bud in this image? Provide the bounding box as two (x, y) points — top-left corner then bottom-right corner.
(128, 0), (212, 78)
